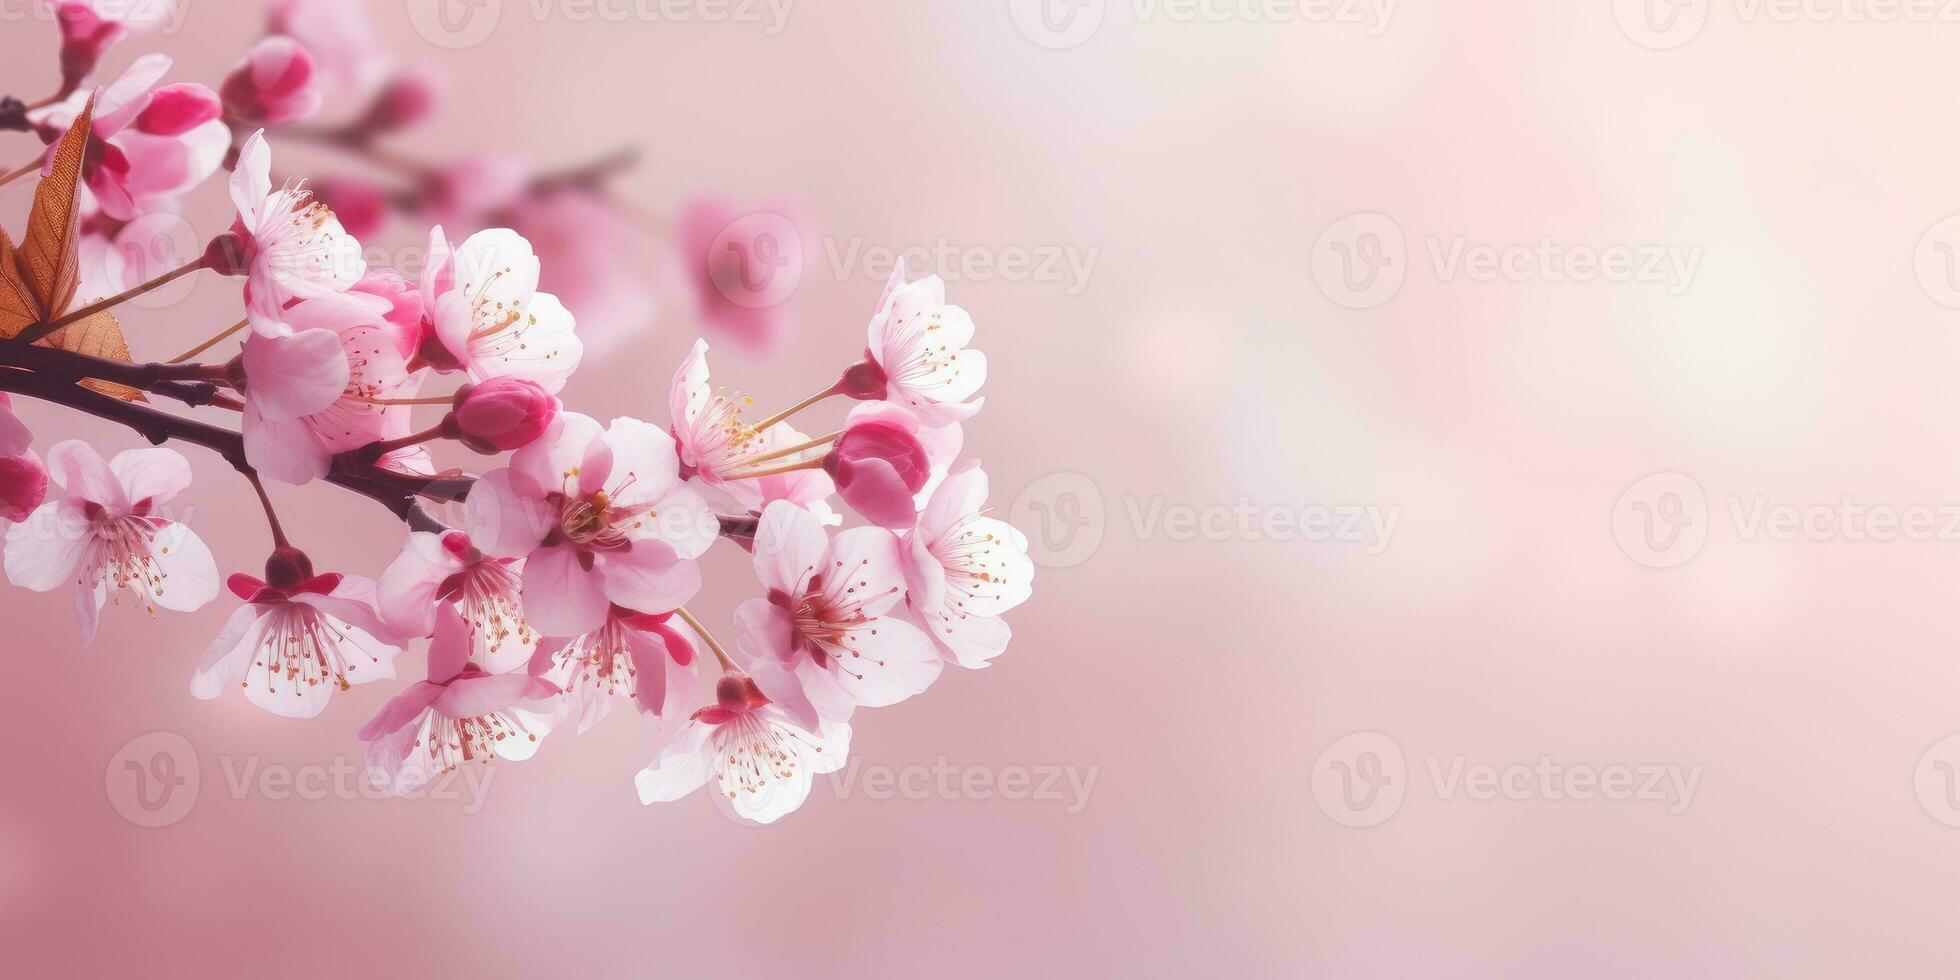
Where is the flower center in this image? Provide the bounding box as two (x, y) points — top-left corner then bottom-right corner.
(419, 711), (541, 775)
(86, 514), (167, 613)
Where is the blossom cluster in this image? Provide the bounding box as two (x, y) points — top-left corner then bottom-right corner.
(0, 0), (1032, 823)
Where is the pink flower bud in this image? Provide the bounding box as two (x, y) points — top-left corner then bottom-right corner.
(203, 228), (254, 277)
(824, 414), (931, 529)
(445, 379), (558, 454)
(837, 353), (888, 401)
(133, 83), (222, 136)
(220, 36), (322, 125)
(0, 450), (46, 523)
(358, 67), (439, 135)
(55, 2), (127, 94)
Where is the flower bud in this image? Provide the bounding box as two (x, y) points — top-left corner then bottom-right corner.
(357, 67), (439, 136)
(444, 379), (558, 454)
(0, 450), (48, 523)
(824, 412), (931, 529)
(837, 353), (888, 401)
(203, 229), (253, 277)
(263, 544), (315, 591)
(133, 83), (222, 136)
(220, 36), (322, 125)
(55, 2), (127, 95)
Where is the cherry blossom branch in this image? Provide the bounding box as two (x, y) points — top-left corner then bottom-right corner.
(0, 351), (454, 534)
(0, 344), (763, 549)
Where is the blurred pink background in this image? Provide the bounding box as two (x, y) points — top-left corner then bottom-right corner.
(9, 1), (1960, 976)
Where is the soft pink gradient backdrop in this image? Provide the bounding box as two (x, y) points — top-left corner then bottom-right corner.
(7, 2), (1960, 976)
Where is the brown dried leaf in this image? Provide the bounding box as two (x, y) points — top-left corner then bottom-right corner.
(38, 309), (144, 402)
(0, 228), (40, 339)
(19, 95), (93, 320)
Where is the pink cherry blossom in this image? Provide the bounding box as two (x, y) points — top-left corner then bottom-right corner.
(222, 130), (367, 322)
(240, 293), (421, 485)
(863, 259), (987, 426)
(30, 55), (227, 224)
(635, 673), (850, 825)
(349, 268), (425, 358)
(189, 556), (401, 718)
(376, 529), (537, 673)
(900, 462), (1034, 669)
(359, 605), (562, 797)
(268, 0), (388, 97)
(418, 227), (583, 393)
(734, 500), (940, 728)
(466, 413), (713, 637)
(51, 0), (129, 92)
(529, 605), (696, 735)
(0, 397), (47, 523)
(506, 189), (655, 356)
(668, 340), (838, 523)
(220, 35), (322, 125)
(2, 442), (218, 645)
(676, 197), (799, 356)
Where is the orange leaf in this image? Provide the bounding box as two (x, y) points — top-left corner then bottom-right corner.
(19, 95), (93, 321)
(0, 228), (40, 339)
(37, 309), (145, 402)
